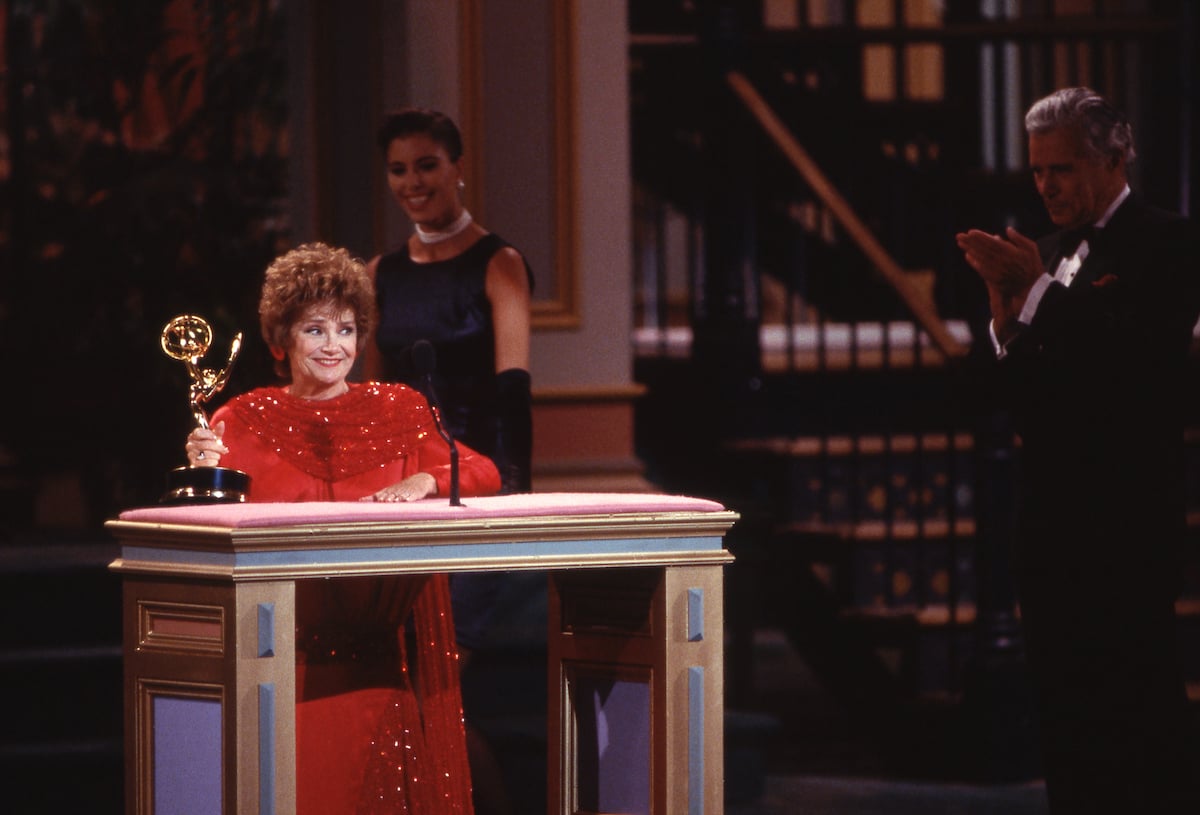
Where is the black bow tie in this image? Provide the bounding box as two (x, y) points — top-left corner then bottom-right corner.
(1059, 225), (1098, 256)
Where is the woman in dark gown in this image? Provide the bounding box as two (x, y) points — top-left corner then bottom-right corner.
(362, 108), (533, 496)
(361, 107), (535, 815)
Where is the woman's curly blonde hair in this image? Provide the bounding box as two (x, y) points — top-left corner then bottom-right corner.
(258, 242), (377, 379)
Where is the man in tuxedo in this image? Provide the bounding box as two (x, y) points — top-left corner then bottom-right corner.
(957, 87), (1200, 813)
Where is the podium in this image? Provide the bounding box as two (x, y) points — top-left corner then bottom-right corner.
(107, 493), (737, 815)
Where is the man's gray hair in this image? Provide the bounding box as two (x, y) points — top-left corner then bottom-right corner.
(1024, 87), (1136, 163)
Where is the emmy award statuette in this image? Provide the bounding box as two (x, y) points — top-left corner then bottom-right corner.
(160, 315), (251, 503)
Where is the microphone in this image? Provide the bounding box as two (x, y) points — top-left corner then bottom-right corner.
(412, 340), (461, 506)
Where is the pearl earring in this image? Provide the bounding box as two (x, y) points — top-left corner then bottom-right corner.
(457, 180), (466, 191)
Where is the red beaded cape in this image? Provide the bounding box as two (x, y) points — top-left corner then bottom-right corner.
(222, 381), (436, 481)
(210, 382), (499, 503)
(208, 381), (485, 813)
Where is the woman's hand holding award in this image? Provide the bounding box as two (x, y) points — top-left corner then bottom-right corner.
(160, 315), (251, 503)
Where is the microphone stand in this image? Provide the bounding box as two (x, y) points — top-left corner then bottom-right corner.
(413, 340), (462, 506)
(432, 404), (461, 507)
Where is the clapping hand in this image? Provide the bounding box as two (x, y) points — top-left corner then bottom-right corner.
(956, 226), (1043, 297)
(956, 226), (1044, 341)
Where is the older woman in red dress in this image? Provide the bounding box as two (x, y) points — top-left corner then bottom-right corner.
(187, 242), (499, 813)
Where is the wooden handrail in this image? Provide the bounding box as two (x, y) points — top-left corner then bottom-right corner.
(726, 71), (969, 360)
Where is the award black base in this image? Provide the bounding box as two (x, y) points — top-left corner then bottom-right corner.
(161, 465), (251, 504)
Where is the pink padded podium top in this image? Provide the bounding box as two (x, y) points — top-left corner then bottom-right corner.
(118, 492), (727, 529)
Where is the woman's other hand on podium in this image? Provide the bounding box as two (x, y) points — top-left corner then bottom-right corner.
(363, 471), (438, 503)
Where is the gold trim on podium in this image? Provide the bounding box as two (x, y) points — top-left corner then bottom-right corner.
(108, 508), (740, 553)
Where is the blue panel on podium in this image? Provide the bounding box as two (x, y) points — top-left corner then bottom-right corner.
(260, 683), (276, 813)
(154, 696), (222, 815)
(688, 588), (704, 641)
(258, 603), (275, 657)
(689, 666), (705, 814)
(574, 675), (651, 815)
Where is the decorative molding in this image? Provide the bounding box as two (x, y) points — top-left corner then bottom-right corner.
(137, 680), (225, 813)
(537, 0), (580, 329)
(460, 0), (580, 330)
(458, 0), (486, 220)
(138, 600), (225, 655)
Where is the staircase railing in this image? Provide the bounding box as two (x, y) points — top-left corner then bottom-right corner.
(725, 70), (968, 361)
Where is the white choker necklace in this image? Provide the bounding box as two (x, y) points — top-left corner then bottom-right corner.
(415, 209), (473, 244)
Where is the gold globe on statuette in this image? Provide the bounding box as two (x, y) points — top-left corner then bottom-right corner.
(160, 315), (251, 503)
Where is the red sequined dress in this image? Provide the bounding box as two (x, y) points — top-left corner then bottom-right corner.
(211, 382), (500, 814)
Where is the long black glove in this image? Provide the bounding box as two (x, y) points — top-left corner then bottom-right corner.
(494, 368), (532, 493)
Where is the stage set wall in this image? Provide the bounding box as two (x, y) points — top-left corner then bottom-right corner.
(285, 0), (646, 493)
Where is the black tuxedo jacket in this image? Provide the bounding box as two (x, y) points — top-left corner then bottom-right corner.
(999, 196), (1200, 581)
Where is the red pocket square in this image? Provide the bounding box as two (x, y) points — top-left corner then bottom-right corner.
(1092, 274), (1119, 287)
